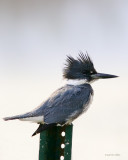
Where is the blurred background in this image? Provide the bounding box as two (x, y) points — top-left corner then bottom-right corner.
(0, 0), (128, 160)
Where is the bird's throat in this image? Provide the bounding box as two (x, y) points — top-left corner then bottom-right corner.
(66, 79), (87, 85)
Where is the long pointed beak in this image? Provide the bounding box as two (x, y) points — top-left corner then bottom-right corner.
(91, 73), (118, 79)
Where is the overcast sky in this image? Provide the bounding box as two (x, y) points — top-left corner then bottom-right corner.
(0, 0), (128, 160)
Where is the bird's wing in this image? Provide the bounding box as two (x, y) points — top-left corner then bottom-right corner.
(4, 84), (93, 125)
(41, 84), (93, 124)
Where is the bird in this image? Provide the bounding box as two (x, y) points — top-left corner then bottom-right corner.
(3, 53), (118, 136)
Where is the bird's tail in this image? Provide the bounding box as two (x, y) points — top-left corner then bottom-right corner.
(3, 112), (31, 121)
(32, 123), (56, 136)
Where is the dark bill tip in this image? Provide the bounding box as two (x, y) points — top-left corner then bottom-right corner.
(91, 73), (119, 79)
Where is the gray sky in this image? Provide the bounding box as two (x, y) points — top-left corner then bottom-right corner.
(0, 0), (128, 160)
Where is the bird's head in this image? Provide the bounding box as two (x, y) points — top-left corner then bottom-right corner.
(63, 53), (118, 82)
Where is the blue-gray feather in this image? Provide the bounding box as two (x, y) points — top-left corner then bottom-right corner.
(63, 53), (97, 80)
(31, 83), (93, 124)
(4, 83), (93, 124)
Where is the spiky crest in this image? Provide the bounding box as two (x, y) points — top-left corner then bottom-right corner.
(63, 52), (97, 80)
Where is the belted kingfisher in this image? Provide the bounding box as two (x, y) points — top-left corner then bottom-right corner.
(3, 53), (118, 136)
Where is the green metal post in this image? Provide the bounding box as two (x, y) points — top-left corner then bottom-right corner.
(39, 124), (73, 160)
